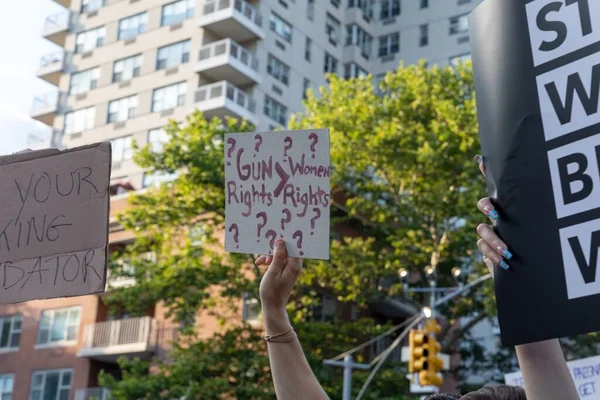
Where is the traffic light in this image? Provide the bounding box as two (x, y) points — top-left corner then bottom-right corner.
(419, 319), (444, 387)
(408, 329), (428, 373)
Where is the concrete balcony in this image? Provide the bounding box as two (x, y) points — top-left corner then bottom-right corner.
(196, 39), (261, 86)
(199, 0), (265, 42)
(52, 0), (71, 8)
(43, 10), (71, 47)
(78, 317), (156, 362)
(37, 51), (65, 86)
(75, 388), (111, 400)
(193, 81), (257, 125)
(30, 91), (64, 126)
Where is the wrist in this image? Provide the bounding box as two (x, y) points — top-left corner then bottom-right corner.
(262, 307), (291, 335)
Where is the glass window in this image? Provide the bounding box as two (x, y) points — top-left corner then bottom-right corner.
(420, 0), (429, 9)
(148, 128), (170, 152)
(75, 26), (105, 53)
(269, 13), (292, 43)
(0, 374), (13, 400)
(69, 67), (100, 95)
(303, 78), (310, 100)
(420, 24), (429, 46)
(143, 171), (178, 188)
(118, 12), (147, 40)
(152, 82), (187, 112)
(348, 0), (373, 19)
(307, 0), (315, 21)
(0, 315), (21, 350)
(305, 37), (312, 62)
(107, 95), (137, 123)
(111, 136), (133, 162)
(29, 369), (72, 400)
(325, 14), (341, 45)
(64, 107), (95, 135)
(346, 24), (372, 57)
(378, 33), (400, 57)
(243, 295), (260, 321)
(37, 307), (80, 346)
(156, 40), (191, 70)
(324, 52), (338, 73)
(344, 63), (368, 79)
(267, 54), (290, 85)
(450, 14), (469, 35)
(264, 95), (287, 125)
(80, 0), (105, 13)
(380, 0), (400, 19)
(112, 54), (142, 83)
(161, 0), (195, 26)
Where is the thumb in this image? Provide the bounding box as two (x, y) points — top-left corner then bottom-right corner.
(269, 239), (287, 274)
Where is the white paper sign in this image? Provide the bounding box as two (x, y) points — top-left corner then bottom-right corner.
(224, 129), (330, 259)
(505, 355), (600, 399)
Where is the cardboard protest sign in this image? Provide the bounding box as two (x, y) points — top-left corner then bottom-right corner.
(224, 129), (330, 259)
(0, 143), (111, 304)
(469, 0), (600, 345)
(505, 354), (600, 399)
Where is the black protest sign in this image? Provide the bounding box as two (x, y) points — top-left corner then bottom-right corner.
(470, 0), (600, 346)
(0, 143), (111, 304)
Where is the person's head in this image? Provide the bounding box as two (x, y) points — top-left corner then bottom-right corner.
(425, 386), (526, 400)
(425, 395), (460, 400)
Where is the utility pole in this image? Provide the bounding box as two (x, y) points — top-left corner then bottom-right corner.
(323, 355), (370, 400)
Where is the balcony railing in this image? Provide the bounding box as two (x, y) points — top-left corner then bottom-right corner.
(202, 0), (262, 27)
(194, 81), (256, 113)
(30, 91), (62, 115)
(39, 51), (65, 69)
(43, 10), (70, 35)
(198, 38), (259, 72)
(81, 316), (153, 352)
(75, 388), (111, 400)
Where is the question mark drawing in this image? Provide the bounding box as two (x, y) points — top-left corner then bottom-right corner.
(310, 208), (321, 235)
(254, 134), (263, 158)
(292, 230), (304, 256)
(283, 137), (293, 158)
(265, 230), (277, 252)
(226, 138), (236, 166)
(229, 224), (239, 249)
(256, 212), (267, 242)
(281, 209), (292, 230)
(308, 132), (318, 159)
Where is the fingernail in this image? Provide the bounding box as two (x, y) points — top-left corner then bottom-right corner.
(497, 246), (513, 260)
(276, 240), (285, 248)
(474, 155), (483, 165)
(499, 260), (510, 270)
(483, 205), (499, 220)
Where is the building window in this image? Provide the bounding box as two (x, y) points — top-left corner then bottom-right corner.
(143, 171), (178, 188)
(420, 24), (429, 46)
(307, 0), (315, 20)
(161, 0), (195, 26)
(346, 24), (373, 57)
(69, 67), (100, 95)
(118, 12), (147, 40)
(264, 95), (287, 125)
(311, 293), (337, 322)
(324, 52), (338, 73)
(325, 13), (341, 45)
(75, 26), (105, 53)
(37, 307), (80, 346)
(156, 40), (191, 70)
(0, 315), (22, 350)
(152, 82), (187, 112)
(80, 0), (104, 13)
(344, 63), (368, 79)
(267, 54), (290, 85)
(111, 136), (133, 162)
(420, 0), (429, 8)
(303, 78), (310, 100)
(450, 14), (469, 35)
(64, 107), (95, 135)
(107, 95), (137, 123)
(450, 53), (472, 67)
(242, 294), (260, 321)
(380, 0), (400, 19)
(305, 37), (312, 62)
(331, 0), (341, 7)
(148, 128), (170, 152)
(0, 374), (13, 399)
(348, 0), (374, 20)
(113, 54), (142, 83)
(269, 13), (292, 43)
(378, 32), (399, 57)
(30, 369), (72, 400)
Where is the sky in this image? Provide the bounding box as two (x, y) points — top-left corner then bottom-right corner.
(0, 0), (63, 155)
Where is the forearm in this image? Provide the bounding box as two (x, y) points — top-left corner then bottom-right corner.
(264, 310), (329, 400)
(515, 339), (578, 400)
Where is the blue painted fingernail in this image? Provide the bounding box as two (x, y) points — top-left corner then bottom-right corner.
(499, 260), (510, 270)
(498, 246), (513, 260)
(487, 209), (499, 220)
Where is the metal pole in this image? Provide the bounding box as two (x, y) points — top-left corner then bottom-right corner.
(430, 279), (436, 317)
(343, 355), (353, 400)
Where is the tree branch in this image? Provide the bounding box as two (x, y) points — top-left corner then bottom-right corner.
(443, 313), (488, 350)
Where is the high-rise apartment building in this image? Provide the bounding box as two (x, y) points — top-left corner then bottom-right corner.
(0, 0), (483, 399)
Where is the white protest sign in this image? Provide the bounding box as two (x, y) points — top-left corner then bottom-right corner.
(505, 354), (600, 399)
(224, 129), (330, 259)
(0, 143), (111, 304)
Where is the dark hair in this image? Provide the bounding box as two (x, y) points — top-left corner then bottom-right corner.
(461, 386), (527, 400)
(425, 395), (461, 400)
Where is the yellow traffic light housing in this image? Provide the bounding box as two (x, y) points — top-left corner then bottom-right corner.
(408, 329), (428, 373)
(410, 319), (444, 387)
